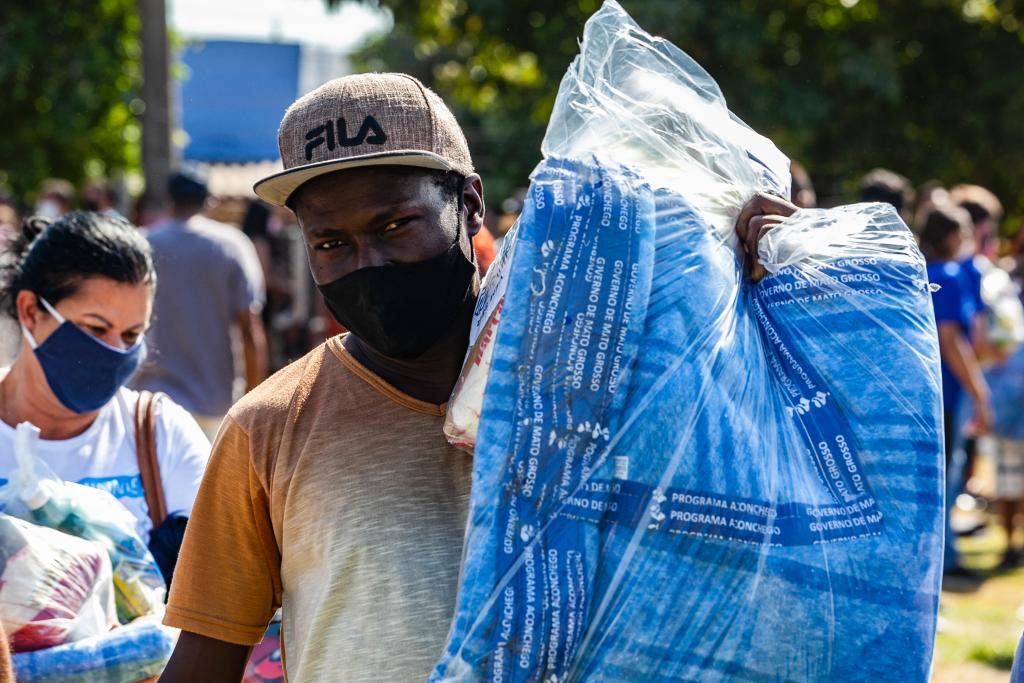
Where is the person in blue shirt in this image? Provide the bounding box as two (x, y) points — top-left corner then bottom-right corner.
(951, 185), (1005, 497)
(921, 203), (993, 581)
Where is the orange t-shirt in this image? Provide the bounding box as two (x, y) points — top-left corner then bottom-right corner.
(165, 337), (472, 682)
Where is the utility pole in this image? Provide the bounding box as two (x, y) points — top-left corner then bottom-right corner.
(139, 0), (172, 214)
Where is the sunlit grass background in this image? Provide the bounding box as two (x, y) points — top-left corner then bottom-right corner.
(934, 467), (1022, 682)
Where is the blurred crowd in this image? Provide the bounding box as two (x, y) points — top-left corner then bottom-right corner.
(795, 163), (1024, 589)
(0, 173), (514, 377)
(2, 163), (1022, 588)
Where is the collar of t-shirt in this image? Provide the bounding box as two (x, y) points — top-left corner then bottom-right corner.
(332, 337), (447, 418)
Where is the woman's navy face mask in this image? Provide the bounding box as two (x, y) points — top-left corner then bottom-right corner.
(21, 297), (147, 414)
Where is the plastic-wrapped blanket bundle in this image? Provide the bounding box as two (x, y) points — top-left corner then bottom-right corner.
(2, 423), (167, 625)
(0, 515), (116, 652)
(12, 618), (177, 683)
(1, 422), (174, 680)
(435, 2), (944, 682)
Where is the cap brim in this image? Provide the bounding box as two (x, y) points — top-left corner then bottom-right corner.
(252, 150), (455, 206)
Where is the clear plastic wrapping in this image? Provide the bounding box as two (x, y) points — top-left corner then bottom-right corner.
(1, 423), (166, 625)
(11, 617), (177, 683)
(437, 2), (943, 681)
(0, 515), (117, 652)
(979, 259), (1024, 357)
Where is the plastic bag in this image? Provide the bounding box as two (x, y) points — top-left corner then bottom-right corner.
(2, 423), (166, 624)
(435, 2), (943, 681)
(447, 224), (517, 452)
(975, 263), (1024, 438)
(0, 514), (117, 652)
(979, 259), (1024, 358)
(12, 617), (177, 683)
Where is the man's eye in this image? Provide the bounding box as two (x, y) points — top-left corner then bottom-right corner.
(317, 239), (347, 251)
(383, 218), (411, 232)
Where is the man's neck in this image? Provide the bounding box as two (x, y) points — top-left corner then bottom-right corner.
(343, 303), (474, 405)
(170, 206), (201, 222)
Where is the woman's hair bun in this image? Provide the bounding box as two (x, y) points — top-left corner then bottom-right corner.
(21, 216), (51, 245)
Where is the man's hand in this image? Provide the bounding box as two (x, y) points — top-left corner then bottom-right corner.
(971, 396), (993, 437)
(734, 192), (799, 282)
(236, 308), (269, 393)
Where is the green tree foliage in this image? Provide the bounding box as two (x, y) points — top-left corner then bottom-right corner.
(0, 0), (141, 202)
(344, 0), (1024, 222)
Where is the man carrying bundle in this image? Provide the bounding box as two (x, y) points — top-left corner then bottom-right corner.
(159, 72), (791, 682)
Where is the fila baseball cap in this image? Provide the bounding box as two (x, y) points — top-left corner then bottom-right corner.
(253, 73), (475, 206)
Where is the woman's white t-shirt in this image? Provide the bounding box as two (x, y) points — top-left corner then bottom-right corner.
(0, 387), (211, 540)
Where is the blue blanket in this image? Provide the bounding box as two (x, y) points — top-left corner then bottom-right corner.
(433, 157), (943, 682)
(13, 620), (174, 683)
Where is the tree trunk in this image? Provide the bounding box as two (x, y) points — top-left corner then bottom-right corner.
(139, 0), (173, 214)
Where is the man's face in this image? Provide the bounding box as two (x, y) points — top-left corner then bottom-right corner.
(292, 166), (483, 286)
(947, 224), (967, 259)
(82, 187), (106, 211)
(972, 216), (997, 257)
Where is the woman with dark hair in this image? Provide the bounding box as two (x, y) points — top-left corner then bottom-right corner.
(0, 212), (209, 582)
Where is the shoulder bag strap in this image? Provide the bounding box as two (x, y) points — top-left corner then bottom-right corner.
(134, 390), (169, 529)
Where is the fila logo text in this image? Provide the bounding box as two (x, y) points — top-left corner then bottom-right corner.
(304, 116), (387, 160)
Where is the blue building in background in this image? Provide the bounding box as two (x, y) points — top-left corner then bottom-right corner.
(179, 41), (301, 163)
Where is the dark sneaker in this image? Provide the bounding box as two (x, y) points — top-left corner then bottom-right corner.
(999, 549), (1023, 570)
(942, 564), (983, 592)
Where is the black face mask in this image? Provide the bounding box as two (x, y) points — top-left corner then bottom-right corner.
(317, 234), (477, 359)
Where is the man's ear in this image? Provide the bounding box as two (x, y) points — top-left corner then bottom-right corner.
(462, 174), (485, 238)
